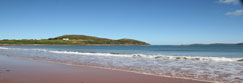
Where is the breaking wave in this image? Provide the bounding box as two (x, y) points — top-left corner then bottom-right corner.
(1, 46), (243, 82)
(1, 46), (242, 62)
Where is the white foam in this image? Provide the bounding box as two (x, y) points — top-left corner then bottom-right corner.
(49, 50), (134, 57)
(39, 49), (243, 62)
(1, 47), (243, 82)
(0, 47), (9, 49)
(1, 47), (242, 62)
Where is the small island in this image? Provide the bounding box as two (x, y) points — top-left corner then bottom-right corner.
(0, 35), (150, 46)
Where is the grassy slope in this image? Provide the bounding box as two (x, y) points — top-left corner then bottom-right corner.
(0, 35), (150, 45)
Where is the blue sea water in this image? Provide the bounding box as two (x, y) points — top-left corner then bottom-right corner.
(1, 45), (243, 82)
(4, 45), (243, 58)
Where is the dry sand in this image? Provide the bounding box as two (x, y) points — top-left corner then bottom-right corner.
(0, 55), (208, 83)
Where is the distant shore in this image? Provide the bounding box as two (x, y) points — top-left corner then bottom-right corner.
(0, 44), (150, 46)
(178, 43), (243, 46)
(0, 35), (150, 46)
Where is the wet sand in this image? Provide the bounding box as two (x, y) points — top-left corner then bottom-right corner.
(0, 55), (208, 83)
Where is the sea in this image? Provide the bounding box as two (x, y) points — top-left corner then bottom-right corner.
(0, 45), (243, 82)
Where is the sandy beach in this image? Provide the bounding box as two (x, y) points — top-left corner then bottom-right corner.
(0, 55), (207, 83)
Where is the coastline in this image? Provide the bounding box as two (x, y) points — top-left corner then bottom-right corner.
(2, 45), (242, 82)
(0, 44), (150, 46)
(0, 55), (208, 83)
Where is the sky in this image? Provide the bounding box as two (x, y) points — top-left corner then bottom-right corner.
(0, 0), (243, 45)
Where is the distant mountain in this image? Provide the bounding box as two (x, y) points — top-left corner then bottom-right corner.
(237, 43), (243, 45)
(0, 35), (150, 45)
(49, 35), (111, 41)
(48, 35), (150, 45)
(180, 43), (243, 46)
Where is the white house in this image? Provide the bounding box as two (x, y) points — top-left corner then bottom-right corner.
(34, 39), (41, 40)
(63, 38), (69, 40)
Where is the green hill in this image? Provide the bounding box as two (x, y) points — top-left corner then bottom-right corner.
(0, 35), (150, 45)
(49, 35), (111, 41)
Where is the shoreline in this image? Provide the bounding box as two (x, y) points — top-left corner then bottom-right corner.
(16, 55), (212, 83)
(0, 44), (150, 46)
(0, 55), (208, 83)
(1, 46), (243, 82)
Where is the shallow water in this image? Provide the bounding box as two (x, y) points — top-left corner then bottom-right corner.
(0, 45), (243, 82)
(4, 45), (243, 58)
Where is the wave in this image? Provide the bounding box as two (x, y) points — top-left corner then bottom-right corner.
(2, 47), (243, 62)
(1, 46), (243, 82)
(49, 51), (243, 62)
(1, 46), (242, 62)
(154, 49), (205, 52)
(0, 47), (9, 49)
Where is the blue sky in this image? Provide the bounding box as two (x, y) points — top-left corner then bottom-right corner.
(0, 0), (243, 45)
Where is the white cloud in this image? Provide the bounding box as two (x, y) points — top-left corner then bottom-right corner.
(218, 0), (243, 16)
(225, 10), (243, 16)
(218, 0), (240, 5)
